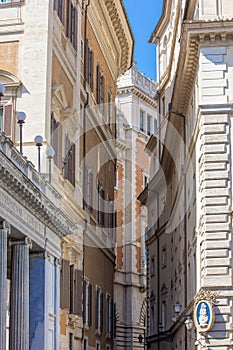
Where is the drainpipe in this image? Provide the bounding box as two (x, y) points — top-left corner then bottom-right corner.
(82, 0), (90, 344)
(169, 109), (187, 350)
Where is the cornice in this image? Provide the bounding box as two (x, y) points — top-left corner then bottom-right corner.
(117, 86), (157, 108)
(0, 134), (74, 238)
(160, 18), (233, 181)
(104, 0), (134, 74)
(172, 19), (233, 116)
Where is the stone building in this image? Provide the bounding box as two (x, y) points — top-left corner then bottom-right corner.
(139, 0), (233, 349)
(0, 0), (85, 349)
(0, 0), (133, 350)
(115, 64), (157, 349)
(80, 1), (133, 350)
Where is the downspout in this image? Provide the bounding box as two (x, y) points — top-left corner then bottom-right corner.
(82, 0), (90, 344)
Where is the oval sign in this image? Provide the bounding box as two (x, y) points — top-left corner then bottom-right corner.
(193, 300), (215, 332)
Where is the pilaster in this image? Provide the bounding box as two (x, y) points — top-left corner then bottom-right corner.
(0, 221), (10, 350)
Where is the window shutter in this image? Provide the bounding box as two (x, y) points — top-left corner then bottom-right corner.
(74, 269), (82, 316)
(60, 259), (70, 309)
(90, 51), (94, 90)
(83, 280), (87, 324)
(71, 143), (76, 186)
(89, 171), (93, 209)
(84, 38), (89, 81)
(100, 292), (103, 333)
(88, 284), (92, 326)
(95, 289), (99, 329)
(96, 65), (100, 104)
(70, 264), (75, 314)
(58, 122), (63, 169)
(113, 302), (117, 338)
(4, 104), (13, 138)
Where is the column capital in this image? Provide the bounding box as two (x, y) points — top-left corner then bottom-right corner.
(9, 237), (32, 249)
(54, 257), (62, 267)
(30, 250), (53, 262)
(0, 220), (11, 234)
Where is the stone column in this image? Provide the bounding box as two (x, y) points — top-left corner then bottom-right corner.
(0, 221), (10, 350)
(9, 237), (32, 350)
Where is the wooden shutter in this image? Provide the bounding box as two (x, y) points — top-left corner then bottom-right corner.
(4, 104), (13, 138)
(95, 288), (99, 329)
(60, 259), (70, 309)
(100, 292), (103, 332)
(113, 302), (117, 338)
(70, 265), (75, 314)
(90, 51), (94, 90)
(96, 65), (100, 104)
(88, 284), (92, 326)
(89, 171), (93, 210)
(83, 280), (87, 324)
(84, 38), (89, 81)
(58, 122), (63, 169)
(74, 269), (82, 316)
(71, 143), (76, 186)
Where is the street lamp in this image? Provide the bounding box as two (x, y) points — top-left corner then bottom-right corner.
(34, 135), (43, 173)
(184, 316), (193, 331)
(174, 301), (182, 315)
(16, 111), (26, 154)
(46, 147), (55, 183)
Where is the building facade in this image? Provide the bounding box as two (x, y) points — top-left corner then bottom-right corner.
(0, 0), (85, 349)
(115, 64), (157, 349)
(80, 1), (133, 350)
(140, 0), (233, 349)
(0, 1), (133, 350)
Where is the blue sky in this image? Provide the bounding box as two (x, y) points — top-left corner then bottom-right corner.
(123, 0), (163, 81)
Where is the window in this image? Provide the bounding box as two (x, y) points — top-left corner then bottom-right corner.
(70, 265), (82, 315)
(0, 0), (12, 3)
(162, 96), (165, 117)
(85, 168), (93, 210)
(150, 256), (155, 276)
(0, 104), (13, 138)
(154, 119), (157, 134)
(140, 110), (144, 132)
(143, 174), (148, 188)
(84, 39), (94, 89)
(54, 0), (64, 23)
(64, 134), (76, 186)
(51, 112), (63, 169)
(147, 114), (152, 136)
(60, 259), (82, 316)
(161, 301), (166, 330)
(162, 246), (167, 267)
(107, 201), (114, 236)
(69, 333), (73, 350)
(95, 287), (103, 333)
(97, 184), (105, 225)
(66, 0), (77, 50)
(84, 279), (92, 327)
(150, 306), (155, 334)
(108, 91), (112, 126)
(106, 294), (112, 336)
(84, 339), (88, 350)
(96, 65), (105, 106)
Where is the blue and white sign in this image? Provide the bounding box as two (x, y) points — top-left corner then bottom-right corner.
(193, 300), (215, 332)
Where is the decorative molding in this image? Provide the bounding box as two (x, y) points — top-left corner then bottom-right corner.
(9, 236), (33, 249)
(194, 289), (219, 307)
(0, 133), (74, 238)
